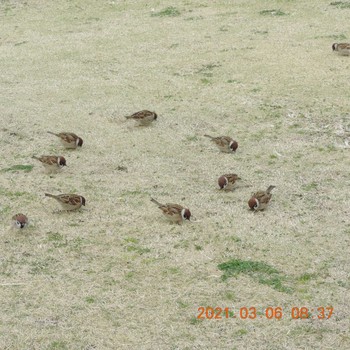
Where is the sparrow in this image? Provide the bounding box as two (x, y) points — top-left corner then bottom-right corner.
(218, 174), (241, 191)
(150, 198), (191, 224)
(12, 213), (29, 229)
(125, 110), (158, 126)
(248, 185), (276, 211)
(47, 131), (83, 149)
(204, 135), (238, 153)
(45, 193), (86, 211)
(32, 155), (66, 173)
(332, 43), (350, 56)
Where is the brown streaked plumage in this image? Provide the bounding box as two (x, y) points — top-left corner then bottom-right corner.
(204, 135), (238, 153)
(332, 43), (350, 56)
(248, 185), (275, 211)
(218, 174), (241, 191)
(150, 198), (191, 224)
(12, 213), (29, 229)
(45, 193), (86, 211)
(32, 155), (66, 173)
(125, 110), (158, 126)
(47, 131), (83, 149)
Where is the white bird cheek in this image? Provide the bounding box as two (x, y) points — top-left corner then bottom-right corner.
(181, 209), (186, 220)
(254, 199), (259, 209)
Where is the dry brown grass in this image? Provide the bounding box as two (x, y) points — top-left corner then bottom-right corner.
(1, 0), (350, 349)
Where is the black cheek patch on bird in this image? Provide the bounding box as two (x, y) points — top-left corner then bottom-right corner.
(230, 141), (238, 152)
(81, 197), (86, 206)
(218, 176), (227, 189)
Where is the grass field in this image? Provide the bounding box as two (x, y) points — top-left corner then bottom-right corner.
(1, 0), (350, 349)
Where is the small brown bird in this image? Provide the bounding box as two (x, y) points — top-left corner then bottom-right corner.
(218, 174), (241, 191)
(125, 110), (158, 126)
(45, 193), (86, 211)
(248, 185), (275, 211)
(150, 198), (191, 224)
(47, 131), (83, 149)
(332, 43), (350, 56)
(12, 213), (29, 229)
(204, 135), (238, 153)
(32, 155), (66, 173)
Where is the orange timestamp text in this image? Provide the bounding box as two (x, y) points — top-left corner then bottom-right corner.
(197, 306), (334, 320)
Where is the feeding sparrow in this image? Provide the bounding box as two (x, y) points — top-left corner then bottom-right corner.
(47, 131), (83, 149)
(150, 198), (191, 224)
(32, 155), (66, 173)
(12, 213), (29, 229)
(204, 135), (238, 153)
(218, 174), (241, 191)
(125, 110), (158, 126)
(332, 43), (350, 56)
(248, 185), (275, 211)
(45, 193), (86, 211)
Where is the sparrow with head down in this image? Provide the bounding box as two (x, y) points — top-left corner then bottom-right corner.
(248, 185), (275, 211)
(151, 198), (191, 224)
(32, 155), (66, 173)
(125, 110), (158, 126)
(12, 213), (29, 229)
(332, 43), (350, 56)
(204, 135), (238, 153)
(47, 131), (83, 149)
(45, 193), (86, 211)
(218, 174), (241, 191)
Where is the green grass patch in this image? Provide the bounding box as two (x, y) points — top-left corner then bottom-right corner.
(124, 238), (150, 254)
(200, 78), (211, 84)
(184, 16), (203, 21)
(227, 79), (240, 83)
(48, 341), (68, 350)
(330, 1), (350, 9)
(0, 187), (29, 198)
(301, 182), (318, 191)
(219, 259), (279, 276)
(185, 135), (199, 142)
(196, 63), (221, 74)
(234, 329), (248, 337)
(1, 164), (34, 173)
(29, 258), (57, 275)
(151, 7), (180, 17)
(47, 232), (68, 248)
(85, 296), (95, 304)
(297, 273), (316, 283)
(218, 259), (292, 293)
(126, 245), (151, 254)
(189, 316), (202, 325)
(259, 9), (287, 16)
(315, 34), (347, 40)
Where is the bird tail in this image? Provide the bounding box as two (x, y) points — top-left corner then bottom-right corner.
(45, 193), (57, 199)
(150, 198), (163, 207)
(204, 134), (214, 139)
(32, 156), (40, 160)
(266, 185), (276, 193)
(47, 131), (58, 136)
(125, 115), (133, 119)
